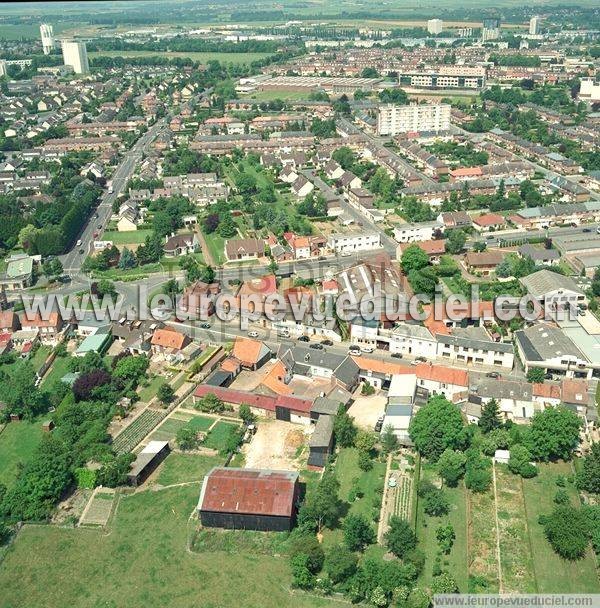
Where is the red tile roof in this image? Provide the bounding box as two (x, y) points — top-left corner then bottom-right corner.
(473, 213), (505, 227)
(193, 385), (312, 414)
(200, 468), (298, 517)
(151, 328), (188, 350)
(415, 362), (468, 387)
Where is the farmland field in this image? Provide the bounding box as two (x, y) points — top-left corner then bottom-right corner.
(89, 50), (272, 64)
(149, 413), (215, 443)
(0, 485), (337, 608)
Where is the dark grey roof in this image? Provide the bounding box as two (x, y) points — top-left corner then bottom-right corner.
(470, 378), (532, 401)
(519, 270), (583, 299)
(311, 396), (341, 416)
(514, 324), (583, 362)
(436, 334), (514, 353)
(309, 414), (334, 448)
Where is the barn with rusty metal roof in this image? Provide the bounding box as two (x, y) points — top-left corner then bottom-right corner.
(197, 467), (300, 532)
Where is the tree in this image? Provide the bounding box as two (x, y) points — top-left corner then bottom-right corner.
(217, 214), (238, 238)
(385, 516), (417, 558)
(381, 424), (398, 454)
(325, 544), (357, 584)
(526, 368), (546, 383)
(157, 383), (175, 405)
(290, 553), (316, 589)
(401, 244), (429, 274)
(118, 247), (136, 270)
(445, 229), (467, 254)
(298, 468), (343, 532)
(479, 398), (502, 434)
(196, 393), (225, 413)
(436, 524), (455, 554)
(333, 404), (357, 448)
(437, 449), (467, 487)
(113, 355), (149, 383)
(238, 403), (256, 425)
(542, 504), (590, 560)
(508, 444), (537, 477)
(96, 279), (116, 300)
(331, 146), (355, 170)
(464, 451), (492, 492)
(72, 369), (112, 402)
(422, 488), (450, 517)
(527, 407), (581, 461)
(409, 396), (467, 462)
(343, 514), (376, 551)
(288, 532), (324, 574)
(176, 426), (199, 450)
(577, 442), (600, 494)
(431, 573), (459, 594)
(42, 257), (63, 279)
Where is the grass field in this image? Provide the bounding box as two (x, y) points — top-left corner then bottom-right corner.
(0, 419), (44, 490)
(240, 90), (316, 102)
(156, 452), (222, 486)
(415, 465), (469, 592)
(138, 375), (166, 402)
(103, 229), (152, 245)
(202, 231), (226, 265)
(522, 462), (599, 593)
(0, 485), (337, 608)
(89, 50), (272, 65)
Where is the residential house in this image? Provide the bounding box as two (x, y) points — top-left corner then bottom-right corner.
(225, 238), (265, 261)
(163, 233), (199, 257)
(150, 327), (190, 355)
(19, 312), (63, 343)
(464, 250), (505, 276)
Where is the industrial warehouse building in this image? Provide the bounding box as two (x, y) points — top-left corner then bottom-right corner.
(197, 467), (300, 531)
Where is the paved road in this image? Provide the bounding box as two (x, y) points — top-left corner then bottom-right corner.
(167, 317), (525, 379)
(60, 116), (170, 273)
(302, 168), (398, 255)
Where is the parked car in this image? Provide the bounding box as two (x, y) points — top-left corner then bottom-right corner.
(582, 228), (592, 233)
(200, 323), (211, 329)
(348, 346), (361, 355)
(247, 330), (259, 338)
(374, 415), (385, 433)
(391, 352), (403, 358)
(486, 371), (501, 379)
(360, 346), (374, 354)
(78, 248), (85, 254)
(321, 339), (333, 346)
(414, 356), (427, 363)
(309, 343), (324, 350)
(297, 335), (310, 342)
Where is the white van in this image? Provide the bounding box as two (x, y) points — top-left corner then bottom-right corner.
(76, 239), (82, 247)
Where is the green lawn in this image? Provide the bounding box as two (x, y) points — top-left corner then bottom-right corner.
(138, 375), (166, 402)
(89, 50), (273, 65)
(156, 452), (223, 486)
(522, 461), (599, 593)
(150, 414), (215, 443)
(103, 229), (152, 245)
(0, 419), (44, 489)
(335, 448), (386, 521)
(203, 421), (239, 452)
(202, 231), (226, 265)
(29, 345), (51, 372)
(40, 355), (72, 388)
(0, 485), (337, 608)
(415, 464), (469, 592)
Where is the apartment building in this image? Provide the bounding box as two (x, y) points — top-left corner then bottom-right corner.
(377, 104), (451, 135)
(327, 231), (381, 254)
